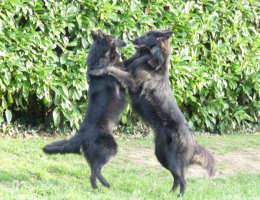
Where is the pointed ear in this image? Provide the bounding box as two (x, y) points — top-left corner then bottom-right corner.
(91, 30), (98, 40)
(98, 29), (107, 40)
(161, 30), (173, 39)
(97, 29), (104, 36)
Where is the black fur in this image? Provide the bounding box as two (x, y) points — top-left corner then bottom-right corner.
(43, 30), (126, 189)
(89, 30), (216, 196)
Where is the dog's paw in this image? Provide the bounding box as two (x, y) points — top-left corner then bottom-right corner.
(89, 68), (109, 76)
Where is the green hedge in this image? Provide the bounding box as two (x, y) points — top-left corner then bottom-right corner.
(0, 0), (259, 133)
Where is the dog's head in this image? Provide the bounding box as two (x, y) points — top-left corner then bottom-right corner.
(132, 30), (173, 53)
(90, 30), (126, 65)
(91, 30), (126, 48)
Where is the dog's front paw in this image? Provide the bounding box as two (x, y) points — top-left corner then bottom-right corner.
(88, 67), (109, 76)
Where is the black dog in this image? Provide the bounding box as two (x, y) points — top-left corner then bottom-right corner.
(89, 30), (216, 196)
(43, 30), (126, 188)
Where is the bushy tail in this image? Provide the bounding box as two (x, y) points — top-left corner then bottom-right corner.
(191, 144), (216, 177)
(43, 134), (82, 155)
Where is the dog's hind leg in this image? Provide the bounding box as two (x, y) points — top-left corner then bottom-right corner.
(96, 165), (110, 188)
(90, 161), (110, 188)
(168, 159), (187, 196)
(170, 169), (186, 197)
(86, 134), (117, 189)
(171, 172), (180, 192)
(178, 171), (186, 197)
(90, 166), (98, 189)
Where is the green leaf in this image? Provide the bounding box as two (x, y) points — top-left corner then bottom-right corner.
(7, 92), (13, 104)
(121, 115), (127, 125)
(0, 0), (258, 133)
(53, 108), (61, 127)
(0, 115), (4, 124)
(5, 110), (12, 124)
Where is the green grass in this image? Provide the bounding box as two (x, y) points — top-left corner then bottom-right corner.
(196, 134), (260, 154)
(0, 134), (260, 200)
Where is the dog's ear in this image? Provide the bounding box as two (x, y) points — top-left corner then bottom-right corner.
(91, 30), (99, 41)
(97, 29), (105, 37)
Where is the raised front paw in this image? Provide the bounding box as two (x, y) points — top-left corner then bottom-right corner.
(88, 67), (109, 76)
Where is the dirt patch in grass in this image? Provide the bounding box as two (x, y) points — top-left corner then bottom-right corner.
(213, 148), (260, 177)
(118, 145), (260, 178)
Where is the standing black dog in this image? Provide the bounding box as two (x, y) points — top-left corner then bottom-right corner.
(89, 30), (216, 196)
(43, 30), (126, 189)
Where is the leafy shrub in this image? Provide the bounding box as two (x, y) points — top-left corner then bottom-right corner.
(0, 0), (259, 133)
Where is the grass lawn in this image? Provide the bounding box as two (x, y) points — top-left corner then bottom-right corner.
(0, 134), (260, 200)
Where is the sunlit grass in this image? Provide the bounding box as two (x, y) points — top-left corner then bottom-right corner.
(0, 134), (259, 200)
